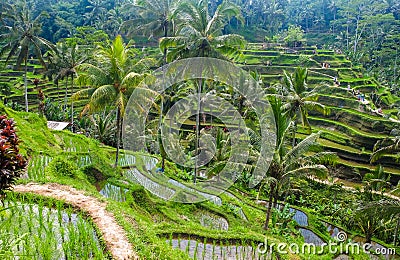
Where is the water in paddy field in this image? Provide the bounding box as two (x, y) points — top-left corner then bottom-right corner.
(26, 155), (53, 180)
(0, 200), (104, 258)
(141, 155), (158, 171)
(124, 168), (176, 200)
(289, 208), (308, 226)
(258, 201), (309, 226)
(299, 228), (325, 246)
(118, 154), (136, 167)
(198, 212), (229, 230)
(166, 238), (269, 260)
(99, 182), (128, 202)
(322, 221), (345, 238)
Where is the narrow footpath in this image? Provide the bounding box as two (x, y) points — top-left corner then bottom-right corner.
(14, 183), (138, 260)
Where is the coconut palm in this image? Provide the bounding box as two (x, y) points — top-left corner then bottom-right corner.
(263, 96), (336, 230)
(46, 42), (88, 130)
(359, 199), (400, 245)
(0, 1), (54, 112)
(125, 0), (183, 40)
(72, 35), (152, 167)
(159, 0), (246, 62)
(159, 0), (245, 182)
(274, 67), (329, 147)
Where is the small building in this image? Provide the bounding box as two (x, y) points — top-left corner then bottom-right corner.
(47, 121), (70, 131)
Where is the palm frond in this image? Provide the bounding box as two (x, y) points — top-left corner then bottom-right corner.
(284, 131), (320, 165)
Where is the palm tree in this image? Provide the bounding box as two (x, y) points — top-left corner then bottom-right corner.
(125, 0), (183, 40)
(371, 135), (400, 163)
(159, 0), (246, 62)
(72, 35), (151, 167)
(46, 42), (88, 130)
(159, 0), (245, 182)
(0, 1), (54, 112)
(84, 0), (107, 27)
(263, 96), (335, 230)
(359, 199), (400, 245)
(275, 67), (329, 147)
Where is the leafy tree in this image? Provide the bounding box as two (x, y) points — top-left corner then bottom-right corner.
(46, 42), (88, 131)
(359, 199), (400, 245)
(159, 0), (246, 61)
(0, 1), (54, 112)
(0, 115), (27, 204)
(88, 109), (116, 146)
(274, 67), (328, 147)
(352, 207), (387, 244)
(159, 0), (245, 182)
(362, 165), (391, 200)
(263, 96), (335, 230)
(283, 25), (305, 48)
(72, 35), (152, 167)
(125, 0), (183, 39)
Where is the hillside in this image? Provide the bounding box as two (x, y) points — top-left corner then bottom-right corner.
(1, 94), (390, 259)
(238, 43), (400, 184)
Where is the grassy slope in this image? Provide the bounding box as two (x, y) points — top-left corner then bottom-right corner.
(2, 102), (376, 259)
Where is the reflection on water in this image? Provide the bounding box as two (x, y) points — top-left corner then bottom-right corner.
(125, 168), (175, 200)
(299, 228), (325, 246)
(99, 183), (128, 202)
(199, 212), (229, 230)
(289, 208), (308, 226)
(167, 239), (269, 260)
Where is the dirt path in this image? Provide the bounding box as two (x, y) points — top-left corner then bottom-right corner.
(14, 183), (138, 260)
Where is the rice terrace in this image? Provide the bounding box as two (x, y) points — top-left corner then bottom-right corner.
(1, 0), (400, 259)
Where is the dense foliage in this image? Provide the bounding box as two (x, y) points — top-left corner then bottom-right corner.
(1, 0), (400, 258)
(0, 115), (26, 199)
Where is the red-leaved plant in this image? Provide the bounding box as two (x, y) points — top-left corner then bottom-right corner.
(0, 115), (26, 202)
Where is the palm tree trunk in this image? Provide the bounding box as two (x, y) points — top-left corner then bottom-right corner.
(394, 217), (400, 246)
(273, 191), (279, 209)
(264, 183), (276, 230)
(163, 23), (168, 64)
(64, 77), (68, 113)
(158, 97), (166, 171)
(114, 107), (121, 168)
(292, 121), (297, 148)
(71, 74), (74, 132)
(194, 79), (202, 184)
(24, 53), (29, 112)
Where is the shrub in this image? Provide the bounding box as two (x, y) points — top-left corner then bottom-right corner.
(46, 156), (78, 177)
(0, 115), (27, 200)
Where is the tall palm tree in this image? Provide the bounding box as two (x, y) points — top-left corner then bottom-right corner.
(159, 0), (246, 61)
(159, 0), (246, 182)
(275, 67), (329, 147)
(359, 199), (400, 245)
(72, 35), (151, 167)
(0, 1), (54, 112)
(263, 96), (335, 230)
(46, 42), (88, 130)
(125, 0), (183, 39)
